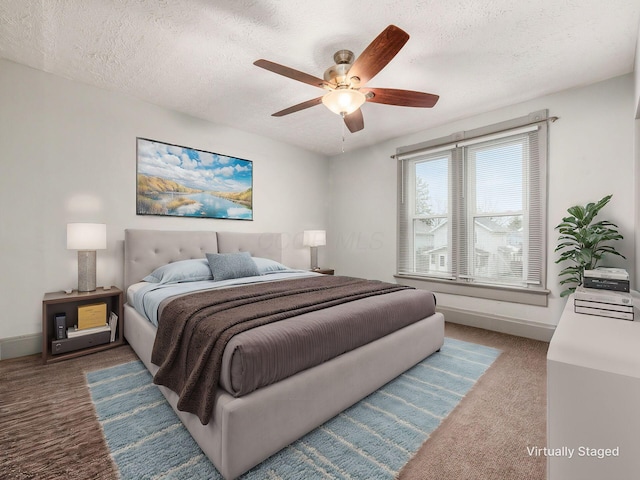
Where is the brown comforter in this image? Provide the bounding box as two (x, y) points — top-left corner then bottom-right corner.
(151, 275), (415, 425)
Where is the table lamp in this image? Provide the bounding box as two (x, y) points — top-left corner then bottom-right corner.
(303, 230), (326, 270)
(67, 223), (106, 292)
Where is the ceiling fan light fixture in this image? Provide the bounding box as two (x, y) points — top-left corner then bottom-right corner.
(254, 26), (438, 132)
(322, 89), (366, 116)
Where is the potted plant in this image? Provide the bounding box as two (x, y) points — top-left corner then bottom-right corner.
(555, 194), (625, 297)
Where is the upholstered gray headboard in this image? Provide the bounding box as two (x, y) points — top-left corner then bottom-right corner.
(124, 229), (283, 291)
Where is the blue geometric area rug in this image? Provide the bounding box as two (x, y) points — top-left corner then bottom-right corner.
(86, 338), (500, 479)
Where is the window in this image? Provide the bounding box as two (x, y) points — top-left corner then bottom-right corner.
(397, 111), (548, 291)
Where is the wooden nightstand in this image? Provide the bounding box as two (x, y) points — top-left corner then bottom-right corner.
(42, 287), (124, 364)
(312, 268), (335, 275)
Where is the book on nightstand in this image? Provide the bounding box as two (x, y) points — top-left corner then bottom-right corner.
(67, 324), (110, 338)
(574, 299), (633, 313)
(574, 286), (634, 321)
(109, 311), (118, 342)
(584, 267), (629, 280)
(574, 285), (632, 306)
(583, 267), (630, 292)
(574, 305), (634, 321)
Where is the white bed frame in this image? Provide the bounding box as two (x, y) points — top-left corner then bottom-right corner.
(123, 229), (445, 479)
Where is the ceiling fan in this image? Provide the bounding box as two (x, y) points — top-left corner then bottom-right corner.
(254, 25), (439, 133)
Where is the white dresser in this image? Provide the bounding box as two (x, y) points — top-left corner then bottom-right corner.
(547, 295), (640, 479)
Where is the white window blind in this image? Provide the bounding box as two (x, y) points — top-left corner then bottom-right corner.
(397, 112), (548, 290)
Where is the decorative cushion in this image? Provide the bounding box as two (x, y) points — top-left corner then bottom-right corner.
(143, 258), (212, 284)
(206, 251), (260, 281)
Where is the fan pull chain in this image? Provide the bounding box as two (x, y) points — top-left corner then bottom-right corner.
(341, 115), (346, 153)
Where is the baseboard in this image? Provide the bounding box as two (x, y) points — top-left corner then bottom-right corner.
(438, 305), (555, 342)
(0, 333), (41, 360)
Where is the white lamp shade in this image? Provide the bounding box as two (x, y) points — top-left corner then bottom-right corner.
(322, 89), (366, 116)
(303, 230), (326, 247)
(67, 223), (107, 250)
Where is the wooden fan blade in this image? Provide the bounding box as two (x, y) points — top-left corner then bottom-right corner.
(344, 109), (364, 133)
(272, 97), (323, 117)
(254, 59), (327, 89)
(348, 25), (410, 86)
(364, 88), (439, 108)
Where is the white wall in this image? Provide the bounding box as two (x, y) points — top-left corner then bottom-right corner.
(636, 117), (640, 285)
(635, 29), (640, 285)
(0, 59), (329, 341)
(328, 74), (636, 330)
(635, 24), (640, 118)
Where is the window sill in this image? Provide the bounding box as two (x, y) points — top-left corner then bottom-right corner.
(394, 274), (550, 307)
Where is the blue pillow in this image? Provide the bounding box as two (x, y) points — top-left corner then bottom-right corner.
(252, 257), (290, 274)
(143, 258), (213, 284)
(206, 252), (260, 281)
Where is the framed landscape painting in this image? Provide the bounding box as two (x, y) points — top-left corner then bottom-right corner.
(136, 138), (253, 220)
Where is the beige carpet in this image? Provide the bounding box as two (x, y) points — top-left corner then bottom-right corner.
(399, 323), (548, 480)
(0, 322), (547, 479)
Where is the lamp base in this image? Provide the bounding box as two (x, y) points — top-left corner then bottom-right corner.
(77, 250), (97, 292)
(310, 246), (319, 270)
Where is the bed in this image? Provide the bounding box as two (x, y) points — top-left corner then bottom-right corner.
(123, 229), (444, 479)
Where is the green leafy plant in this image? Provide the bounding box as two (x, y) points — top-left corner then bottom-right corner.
(555, 194), (625, 297)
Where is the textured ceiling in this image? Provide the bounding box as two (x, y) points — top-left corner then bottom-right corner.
(1, 0), (639, 156)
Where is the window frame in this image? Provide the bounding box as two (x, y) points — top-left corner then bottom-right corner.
(395, 110), (551, 306)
